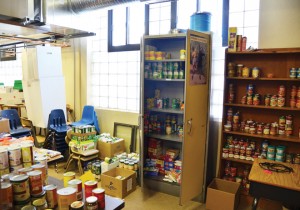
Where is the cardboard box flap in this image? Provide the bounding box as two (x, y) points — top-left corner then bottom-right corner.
(209, 178), (240, 194)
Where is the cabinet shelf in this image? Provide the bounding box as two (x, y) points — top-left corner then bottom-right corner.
(144, 175), (180, 186)
(145, 59), (185, 62)
(146, 133), (183, 143)
(145, 78), (185, 82)
(221, 157), (254, 165)
(223, 131), (300, 143)
(146, 108), (184, 114)
(226, 77), (300, 81)
(224, 103), (300, 111)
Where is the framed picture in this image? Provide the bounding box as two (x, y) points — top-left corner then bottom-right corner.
(0, 45), (16, 61)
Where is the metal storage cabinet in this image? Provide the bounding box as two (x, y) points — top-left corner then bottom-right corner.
(139, 30), (211, 204)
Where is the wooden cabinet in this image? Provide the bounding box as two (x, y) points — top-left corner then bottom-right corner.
(140, 30), (211, 204)
(220, 48), (300, 193)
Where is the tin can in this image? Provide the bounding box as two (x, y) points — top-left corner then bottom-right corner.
(21, 205), (36, 210)
(286, 153), (294, 163)
(252, 67), (260, 78)
(92, 188), (105, 209)
(293, 154), (300, 164)
(278, 85), (286, 96)
(241, 36), (247, 51)
(253, 94), (260, 105)
(21, 144), (34, 163)
(63, 171), (76, 187)
(270, 95), (277, 107)
(0, 182), (13, 207)
(68, 179), (83, 201)
(290, 68), (297, 78)
(86, 196), (98, 210)
(242, 67), (250, 78)
(70, 201), (85, 210)
(44, 184), (58, 209)
(8, 146), (22, 166)
(31, 164), (47, 185)
(277, 96), (285, 107)
(10, 174), (30, 202)
(34, 157), (48, 170)
(264, 94), (271, 106)
(57, 187), (77, 210)
(27, 171), (43, 196)
(0, 149), (9, 169)
(32, 198), (47, 209)
(236, 64), (243, 77)
(84, 180), (98, 198)
(263, 124), (270, 135)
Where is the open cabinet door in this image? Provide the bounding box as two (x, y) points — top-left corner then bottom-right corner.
(180, 30), (211, 204)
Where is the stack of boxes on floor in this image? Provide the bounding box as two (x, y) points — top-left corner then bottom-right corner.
(0, 140), (50, 209)
(144, 138), (182, 183)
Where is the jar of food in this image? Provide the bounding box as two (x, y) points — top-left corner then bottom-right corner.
(279, 116), (286, 125)
(86, 196), (98, 210)
(246, 95), (253, 105)
(249, 124), (256, 134)
(277, 96), (285, 107)
(244, 123), (250, 133)
(278, 85), (286, 97)
(286, 115), (293, 125)
(252, 67), (260, 78)
(270, 122), (278, 135)
(236, 64), (243, 77)
(290, 68), (297, 79)
(263, 124), (270, 135)
(270, 95), (278, 107)
(233, 112), (239, 124)
(264, 94), (271, 106)
(256, 123), (263, 135)
(253, 94), (260, 105)
(247, 84), (254, 95)
(222, 147), (229, 158)
(242, 67), (250, 78)
(278, 125), (285, 135)
(285, 124), (293, 136)
(227, 62), (235, 77)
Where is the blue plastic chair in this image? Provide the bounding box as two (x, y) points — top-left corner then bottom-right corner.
(71, 105), (94, 126)
(44, 109), (69, 154)
(47, 109), (69, 134)
(71, 105), (100, 133)
(0, 109), (31, 138)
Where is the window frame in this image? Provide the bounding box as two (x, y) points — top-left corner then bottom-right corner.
(107, 1), (177, 52)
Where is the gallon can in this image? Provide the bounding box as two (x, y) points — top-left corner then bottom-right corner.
(68, 179), (83, 200)
(21, 144), (34, 163)
(10, 174), (30, 202)
(57, 187), (77, 210)
(63, 171), (76, 187)
(27, 170), (43, 196)
(8, 146), (22, 166)
(92, 188), (105, 209)
(84, 180), (98, 198)
(0, 182), (13, 207)
(0, 149), (9, 169)
(44, 184), (58, 209)
(31, 164), (47, 185)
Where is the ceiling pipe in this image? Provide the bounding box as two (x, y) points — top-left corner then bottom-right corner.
(67, 0), (171, 14)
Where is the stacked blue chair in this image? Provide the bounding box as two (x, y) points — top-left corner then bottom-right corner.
(0, 109), (31, 138)
(71, 105), (100, 134)
(43, 109), (69, 154)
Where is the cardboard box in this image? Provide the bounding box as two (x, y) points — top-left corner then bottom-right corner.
(101, 160), (120, 174)
(97, 139), (125, 159)
(101, 167), (136, 198)
(206, 178), (241, 210)
(0, 118), (10, 133)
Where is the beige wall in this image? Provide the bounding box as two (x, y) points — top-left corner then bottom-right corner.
(259, 0), (300, 48)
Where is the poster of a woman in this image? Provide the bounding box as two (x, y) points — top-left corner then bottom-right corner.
(189, 36), (208, 85)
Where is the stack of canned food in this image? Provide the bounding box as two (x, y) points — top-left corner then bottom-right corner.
(144, 62), (185, 80)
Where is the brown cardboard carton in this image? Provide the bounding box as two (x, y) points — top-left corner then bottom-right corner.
(0, 118), (10, 133)
(101, 167), (136, 198)
(206, 178), (241, 210)
(97, 139), (125, 159)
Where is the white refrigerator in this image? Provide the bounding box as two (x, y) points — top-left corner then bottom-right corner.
(22, 46), (66, 129)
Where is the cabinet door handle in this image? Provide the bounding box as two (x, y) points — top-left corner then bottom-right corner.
(187, 118), (192, 134)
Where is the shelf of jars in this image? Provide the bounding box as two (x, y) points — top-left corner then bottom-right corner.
(224, 103), (300, 111)
(144, 61), (185, 80)
(226, 77), (300, 81)
(223, 131), (300, 143)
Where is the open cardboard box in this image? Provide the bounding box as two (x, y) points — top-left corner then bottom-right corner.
(101, 167), (136, 199)
(97, 139), (125, 159)
(206, 178), (241, 210)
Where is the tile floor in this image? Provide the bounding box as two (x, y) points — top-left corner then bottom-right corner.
(40, 136), (283, 210)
